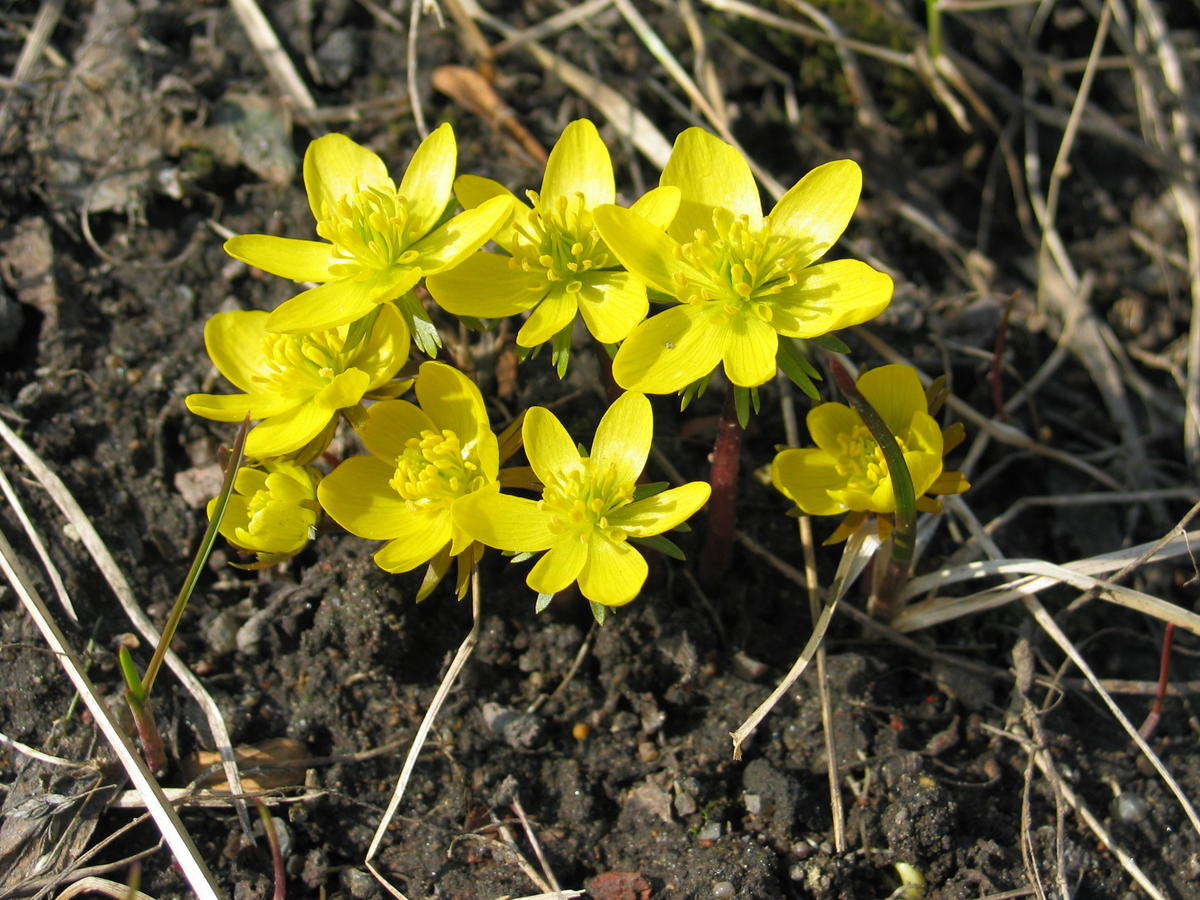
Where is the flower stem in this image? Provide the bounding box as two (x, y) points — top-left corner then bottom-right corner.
(1139, 623), (1175, 739)
(699, 387), (743, 588)
(828, 359), (915, 618)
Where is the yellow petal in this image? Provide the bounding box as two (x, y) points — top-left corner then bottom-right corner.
(575, 272), (648, 344)
(608, 481), (711, 537)
(359, 399), (435, 462)
(771, 447), (850, 517)
(528, 538), (589, 595)
(523, 407), (582, 485)
(304, 133), (393, 222)
(224, 236), (339, 282)
(453, 492), (557, 551)
(628, 185), (681, 231)
(454, 174), (524, 252)
(267, 269), (419, 333)
(590, 391), (652, 486)
(374, 510), (454, 573)
(426, 252), (544, 318)
(203, 310), (273, 394)
(767, 159), (862, 267)
(593, 204), (682, 296)
(661, 128), (762, 241)
(904, 445), (945, 499)
(398, 122), (456, 237)
(415, 362), (499, 479)
(246, 402), (335, 459)
(930, 471), (971, 495)
(722, 313), (778, 387)
(806, 402), (859, 457)
(318, 455), (412, 539)
(314, 368), (370, 410)
(355, 303), (411, 391)
(541, 119), (615, 208)
(516, 289), (577, 347)
(185, 391), (295, 423)
(771, 260), (894, 338)
(577, 536), (648, 607)
(857, 365), (929, 437)
(411, 194), (514, 274)
(612, 304), (725, 394)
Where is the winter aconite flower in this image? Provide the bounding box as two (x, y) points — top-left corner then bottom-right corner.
(225, 127), (513, 333)
(317, 361), (499, 594)
(595, 128), (894, 393)
(771, 365), (969, 541)
(211, 461), (321, 568)
(426, 119), (679, 371)
(185, 303), (410, 460)
(455, 391), (710, 608)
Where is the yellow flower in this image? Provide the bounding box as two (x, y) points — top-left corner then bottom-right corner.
(185, 304), (409, 460)
(210, 461), (321, 568)
(426, 119), (679, 368)
(317, 361), (499, 585)
(224, 127), (513, 333)
(454, 391), (710, 608)
(771, 365), (969, 541)
(594, 128), (894, 393)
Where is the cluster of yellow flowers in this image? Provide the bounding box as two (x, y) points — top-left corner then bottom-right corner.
(185, 118), (966, 616)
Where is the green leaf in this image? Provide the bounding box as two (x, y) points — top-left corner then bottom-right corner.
(811, 332), (851, 354)
(395, 293), (443, 357)
(508, 551), (535, 564)
(589, 600), (609, 626)
(632, 481), (670, 501)
(552, 324), (572, 378)
(535, 592), (554, 613)
(343, 305), (381, 355)
(777, 342), (820, 400)
(632, 533), (686, 560)
(734, 385), (752, 428)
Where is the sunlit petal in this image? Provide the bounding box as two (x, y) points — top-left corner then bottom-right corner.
(856, 365), (928, 436)
(721, 314), (778, 387)
(359, 399), (436, 461)
(527, 538), (588, 595)
(426, 252), (545, 318)
(770, 448), (849, 516)
(185, 390), (295, 422)
(411, 194), (514, 274)
(628, 185), (681, 231)
(612, 304), (726, 394)
(608, 482), (711, 537)
(577, 536), (648, 607)
(245, 402), (334, 459)
(398, 123), (457, 237)
(541, 119), (615, 207)
(806, 402), (860, 456)
(575, 272), (648, 344)
(415, 361), (498, 477)
(767, 159), (862, 266)
(304, 133), (393, 221)
(523, 407), (582, 485)
(453, 492), (557, 551)
(454, 174), (525, 252)
(770, 260), (894, 338)
(661, 128), (762, 241)
(516, 289), (577, 347)
(590, 391), (652, 485)
(317, 455), (409, 538)
(267, 269), (419, 333)
(374, 510), (454, 573)
(224, 236), (339, 282)
(593, 204), (683, 296)
(202, 310), (272, 393)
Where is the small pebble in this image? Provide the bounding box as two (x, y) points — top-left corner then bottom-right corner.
(744, 792), (762, 814)
(637, 741), (659, 763)
(572, 722), (590, 741)
(697, 821), (722, 841)
(1112, 792), (1150, 823)
(712, 880), (735, 898)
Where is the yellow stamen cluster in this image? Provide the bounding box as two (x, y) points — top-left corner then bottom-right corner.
(673, 211), (808, 322)
(833, 425), (907, 493)
(539, 461), (633, 543)
(256, 330), (345, 389)
(318, 184), (423, 275)
(389, 429), (484, 510)
(509, 190), (610, 295)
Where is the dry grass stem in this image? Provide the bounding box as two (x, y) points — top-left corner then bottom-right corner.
(227, 0), (316, 112)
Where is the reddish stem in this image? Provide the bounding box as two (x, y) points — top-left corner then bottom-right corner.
(699, 389), (743, 588)
(1139, 623), (1175, 739)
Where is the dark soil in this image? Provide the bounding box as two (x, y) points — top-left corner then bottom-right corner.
(2, 1), (1199, 898)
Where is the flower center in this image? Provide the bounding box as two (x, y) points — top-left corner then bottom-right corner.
(833, 424), (906, 493)
(255, 328), (348, 392)
(389, 429), (484, 511)
(509, 190), (611, 295)
(539, 459), (633, 542)
(673, 210), (808, 324)
(317, 182), (423, 276)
